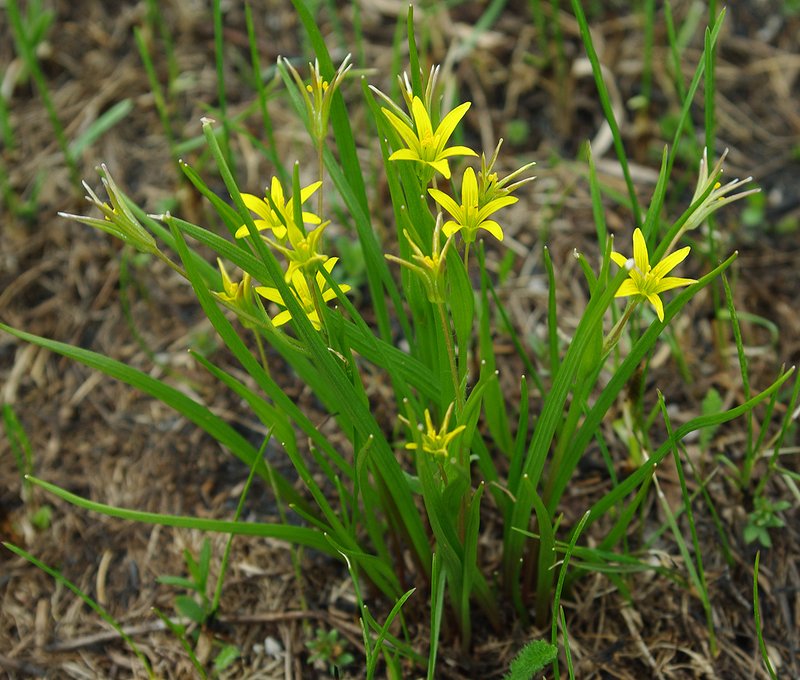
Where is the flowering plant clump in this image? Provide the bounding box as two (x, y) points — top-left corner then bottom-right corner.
(4, 7), (791, 679)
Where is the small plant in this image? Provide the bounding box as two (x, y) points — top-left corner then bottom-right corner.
(503, 639), (558, 680)
(306, 627), (355, 677)
(1, 3), (791, 678)
(744, 497), (791, 548)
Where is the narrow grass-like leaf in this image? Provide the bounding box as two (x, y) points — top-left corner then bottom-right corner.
(0, 322), (279, 484)
(153, 607), (207, 678)
(587, 366), (795, 542)
(550, 511), (589, 679)
(211, 432), (272, 614)
(571, 0), (642, 226)
(2, 404), (33, 493)
(69, 99), (133, 158)
(212, 0), (232, 168)
(427, 552), (446, 680)
(133, 26), (176, 161)
(543, 246), (559, 378)
(6, 0), (78, 184)
(548, 252), (738, 512)
(658, 393), (717, 655)
(365, 588), (416, 678)
(722, 273), (754, 485)
(243, 2), (285, 182)
(4, 542), (154, 677)
(26, 475), (333, 554)
(753, 552), (779, 679)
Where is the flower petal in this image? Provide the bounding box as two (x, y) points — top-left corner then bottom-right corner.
(382, 107), (421, 153)
(650, 245), (691, 280)
(429, 159), (451, 179)
(479, 220), (504, 241)
(615, 279), (641, 298)
(388, 148), (422, 162)
(461, 167), (478, 208)
(410, 96), (434, 140)
(428, 188), (462, 221)
(242, 193), (272, 222)
(255, 286), (284, 305)
(632, 228), (649, 274)
(299, 181), (323, 204)
(477, 196), (516, 222)
(646, 293), (665, 322)
(652, 276), (696, 294)
(442, 220), (462, 237)
(272, 309), (292, 326)
(610, 251), (629, 268)
(437, 145), (479, 159)
(434, 101), (471, 147)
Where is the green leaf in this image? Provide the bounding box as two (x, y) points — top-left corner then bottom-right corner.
(503, 639), (558, 680)
(0, 322), (274, 485)
(699, 387), (723, 450)
(175, 595), (206, 624)
(214, 644), (240, 671)
(25, 475), (335, 554)
(157, 575), (198, 591)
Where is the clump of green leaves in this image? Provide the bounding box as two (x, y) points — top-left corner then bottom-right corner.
(156, 539), (239, 677)
(745, 497), (791, 548)
(306, 627), (355, 677)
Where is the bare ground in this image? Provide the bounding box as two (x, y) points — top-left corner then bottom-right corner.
(1, 1), (799, 678)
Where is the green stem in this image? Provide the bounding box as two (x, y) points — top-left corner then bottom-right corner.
(602, 300), (637, 356)
(253, 330), (271, 379)
(317, 141), (325, 218)
(436, 299), (463, 417)
(154, 250), (188, 279)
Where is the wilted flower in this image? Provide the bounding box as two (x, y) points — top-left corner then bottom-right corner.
(478, 139), (536, 205)
(385, 214), (455, 303)
(58, 165), (158, 255)
(272, 219), (331, 283)
(213, 258), (253, 307)
(675, 148), (759, 241)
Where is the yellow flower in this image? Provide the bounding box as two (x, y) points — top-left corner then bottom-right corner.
(478, 139), (536, 205)
(282, 54), (352, 145)
(404, 403), (465, 458)
(255, 257), (350, 331)
(213, 258), (252, 307)
(234, 177), (322, 241)
(611, 228), (696, 322)
(428, 166), (516, 243)
(382, 96), (476, 179)
(271, 218), (330, 283)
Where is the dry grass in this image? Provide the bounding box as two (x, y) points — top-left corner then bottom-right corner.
(1, 1), (799, 677)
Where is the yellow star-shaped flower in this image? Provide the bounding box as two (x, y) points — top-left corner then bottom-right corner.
(404, 403), (465, 458)
(235, 177), (322, 241)
(428, 166), (516, 243)
(255, 257), (350, 331)
(382, 96), (476, 179)
(611, 228), (696, 322)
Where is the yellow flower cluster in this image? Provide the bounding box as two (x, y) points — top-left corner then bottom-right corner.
(231, 175), (349, 331)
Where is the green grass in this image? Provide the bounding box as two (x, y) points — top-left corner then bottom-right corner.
(1, 2), (791, 676)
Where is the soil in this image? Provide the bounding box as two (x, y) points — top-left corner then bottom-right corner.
(1, 1), (799, 678)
